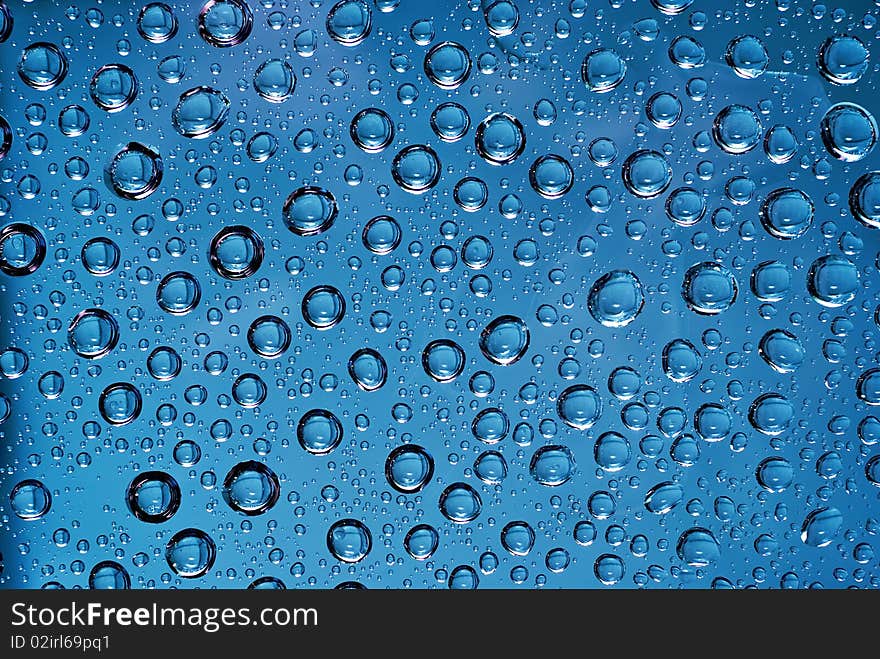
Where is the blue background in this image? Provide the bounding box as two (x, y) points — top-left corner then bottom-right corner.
(1, 0), (879, 588)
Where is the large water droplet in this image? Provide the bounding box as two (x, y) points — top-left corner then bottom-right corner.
(326, 0), (371, 46)
(588, 270), (645, 327)
(385, 445), (434, 493)
(172, 86), (230, 139)
(557, 384), (602, 430)
(166, 528), (216, 578)
(68, 308), (119, 359)
(438, 482), (482, 523)
(581, 48), (626, 93)
(806, 254), (860, 308)
(0, 223), (46, 276)
(800, 507), (843, 548)
(198, 0), (253, 47)
(89, 64), (139, 113)
(424, 41), (472, 90)
(820, 102), (877, 162)
(10, 479), (51, 520)
(682, 262), (738, 315)
(127, 471), (181, 523)
(18, 42), (68, 91)
(479, 315), (529, 365)
(106, 142), (163, 200)
(222, 461), (280, 515)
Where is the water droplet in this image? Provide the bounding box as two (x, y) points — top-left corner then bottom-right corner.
(662, 338), (702, 383)
(38, 371), (64, 399)
(865, 455), (880, 487)
(247, 316), (290, 358)
(156, 271), (201, 315)
(391, 144), (441, 193)
(198, 0), (253, 48)
(138, 3), (178, 44)
(385, 445), (434, 493)
(479, 315), (529, 365)
(430, 102), (470, 142)
(362, 215), (401, 255)
(404, 524), (439, 560)
(246, 132), (278, 162)
(10, 479), (51, 520)
(594, 432), (631, 472)
(166, 528), (216, 578)
(665, 187), (706, 227)
(759, 187), (813, 240)
(106, 142), (163, 200)
(801, 507), (843, 548)
(172, 86), (230, 139)
(282, 186), (338, 237)
(475, 112), (525, 165)
(471, 408), (509, 444)
(756, 456), (794, 492)
(327, 518), (372, 564)
(501, 521), (534, 556)
(474, 450), (507, 484)
(98, 382), (142, 426)
(449, 565), (479, 589)
(422, 339), (465, 382)
(713, 104), (762, 155)
(68, 308), (119, 359)
(209, 225), (264, 279)
(764, 124), (798, 164)
(682, 262), (738, 315)
(668, 35), (705, 69)
(820, 102), (877, 162)
(348, 348), (387, 391)
(581, 48), (626, 93)
(650, 0), (693, 15)
(646, 91), (682, 129)
(350, 108), (394, 153)
(644, 481), (684, 514)
(58, 105), (90, 139)
(222, 461), (280, 515)
(849, 171), (880, 229)
(751, 260), (791, 302)
(529, 154), (573, 199)
(725, 35), (769, 79)
(439, 482), (482, 523)
(588, 270), (645, 327)
(231, 373), (267, 408)
(127, 471), (181, 523)
(0, 223), (46, 276)
(424, 41), (472, 90)
(594, 554), (625, 585)
(326, 0), (371, 46)
(557, 384), (602, 430)
(806, 254), (859, 308)
(297, 409), (343, 455)
(89, 64), (139, 113)
(89, 561), (130, 589)
(18, 42), (68, 91)
(817, 35), (869, 86)
(676, 528), (720, 566)
(302, 285), (345, 329)
(147, 346), (182, 381)
(748, 393), (794, 436)
(857, 368), (880, 406)
(621, 149), (672, 199)
(759, 329), (805, 374)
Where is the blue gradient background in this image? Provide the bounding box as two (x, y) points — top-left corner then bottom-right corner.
(1, 0), (879, 589)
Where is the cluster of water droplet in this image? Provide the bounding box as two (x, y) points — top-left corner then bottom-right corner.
(1, 0), (879, 590)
